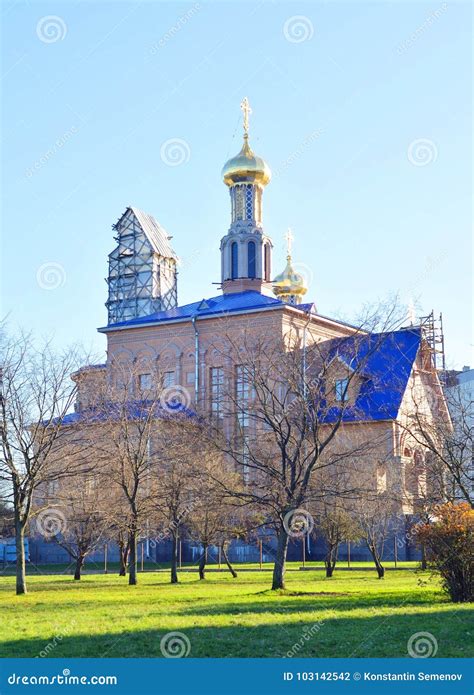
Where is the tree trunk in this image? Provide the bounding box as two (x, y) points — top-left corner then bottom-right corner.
(171, 531), (179, 584)
(118, 539), (129, 576)
(221, 542), (237, 578)
(421, 542), (427, 570)
(272, 526), (289, 590)
(74, 554), (85, 580)
(198, 544), (207, 580)
(325, 545), (337, 577)
(368, 543), (385, 579)
(128, 530), (137, 585)
(15, 515), (27, 595)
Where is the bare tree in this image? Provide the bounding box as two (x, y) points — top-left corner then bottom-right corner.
(93, 407), (155, 586)
(317, 505), (361, 577)
(50, 475), (109, 580)
(187, 450), (242, 580)
(355, 493), (396, 578)
(203, 306), (401, 590)
(90, 360), (190, 585)
(150, 422), (199, 584)
(0, 331), (85, 594)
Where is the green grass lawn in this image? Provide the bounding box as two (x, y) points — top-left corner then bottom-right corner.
(1, 567), (472, 658)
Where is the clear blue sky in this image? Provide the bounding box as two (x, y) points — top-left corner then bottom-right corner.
(2, 0), (472, 368)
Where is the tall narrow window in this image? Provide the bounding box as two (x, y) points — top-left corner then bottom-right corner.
(163, 371), (175, 388)
(236, 365), (251, 431)
(264, 243), (271, 281)
(231, 242), (238, 280)
(335, 377), (349, 402)
(210, 367), (224, 421)
(139, 373), (152, 391)
(248, 241), (256, 279)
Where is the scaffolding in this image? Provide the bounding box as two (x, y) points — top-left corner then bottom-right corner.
(419, 310), (446, 375)
(106, 207), (178, 325)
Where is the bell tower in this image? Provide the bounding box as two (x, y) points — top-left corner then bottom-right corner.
(220, 98), (273, 295)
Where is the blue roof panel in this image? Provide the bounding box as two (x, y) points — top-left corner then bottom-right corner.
(320, 327), (421, 423)
(60, 399), (195, 426)
(104, 291), (298, 329)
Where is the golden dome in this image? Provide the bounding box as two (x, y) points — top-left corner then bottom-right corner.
(273, 256), (307, 299)
(222, 135), (271, 187)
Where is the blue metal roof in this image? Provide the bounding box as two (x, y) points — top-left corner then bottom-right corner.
(64, 328), (420, 426)
(320, 327), (422, 423)
(102, 291), (305, 329)
(61, 399), (194, 426)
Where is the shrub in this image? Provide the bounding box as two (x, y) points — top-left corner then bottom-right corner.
(415, 502), (474, 603)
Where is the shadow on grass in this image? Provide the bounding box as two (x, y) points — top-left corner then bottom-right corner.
(176, 590), (447, 617)
(1, 608), (472, 659)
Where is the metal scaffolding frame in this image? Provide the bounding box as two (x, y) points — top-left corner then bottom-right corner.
(420, 310), (446, 374)
(106, 207), (178, 325)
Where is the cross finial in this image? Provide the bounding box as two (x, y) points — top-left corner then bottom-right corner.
(240, 97), (252, 136)
(285, 228), (294, 258)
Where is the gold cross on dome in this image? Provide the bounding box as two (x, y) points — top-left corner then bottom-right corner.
(240, 97), (252, 135)
(286, 228), (294, 257)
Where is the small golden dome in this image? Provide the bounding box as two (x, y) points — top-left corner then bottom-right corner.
(222, 135), (271, 187)
(273, 256), (307, 298)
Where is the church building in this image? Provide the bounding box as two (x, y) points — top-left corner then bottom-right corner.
(55, 99), (447, 564)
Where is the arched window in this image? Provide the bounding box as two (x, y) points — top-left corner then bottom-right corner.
(231, 242), (238, 280)
(264, 243), (271, 281)
(248, 241), (256, 279)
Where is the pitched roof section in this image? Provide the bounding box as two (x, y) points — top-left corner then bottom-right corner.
(321, 327), (422, 423)
(121, 206), (178, 260)
(101, 291), (291, 329)
(60, 399), (194, 426)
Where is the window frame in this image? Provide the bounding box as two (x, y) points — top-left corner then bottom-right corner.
(335, 377), (349, 402)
